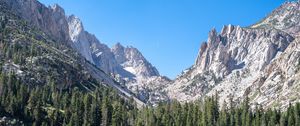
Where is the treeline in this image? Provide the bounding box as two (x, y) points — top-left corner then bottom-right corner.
(137, 97), (300, 126)
(1, 72), (300, 126)
(0, 73), (138, 126)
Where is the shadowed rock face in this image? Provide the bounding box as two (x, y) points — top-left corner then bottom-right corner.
(5, 0), (70, 43)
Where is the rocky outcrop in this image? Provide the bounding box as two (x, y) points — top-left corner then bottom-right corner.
(6, 0), (300, 109)
(65, 9), (168, 104)
(167, 1), (300, 109)
(5, 0), (70, 43)
(252, 1), (300, 35)
(249, 37), (300, 109)
(168, 24), (295, 106)
(111, 43), (170, 104)
(112, 43), (160, 78)
(194, 25), (293, 78)
(67, 15), (94, 63)
(3, 0), (164, 105)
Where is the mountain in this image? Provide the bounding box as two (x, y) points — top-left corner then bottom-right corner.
(4, 0), (69, 43)
(111, 43), (171, 104)
(3, 0), (300, 110)
(66, 12), (163, 83)
(67, 15), (130, 78)
(111, 43), (160, 78)
(2, 0), (170, 105)
(3, 0), (300, 125)
(165, 1), (300, 109)
(67, 15), (170, 103)
(1, 0), (147, 107)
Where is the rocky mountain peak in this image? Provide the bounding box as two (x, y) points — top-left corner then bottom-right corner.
(167, 1), (300, 108)
(4, 0), (70, 42)
(51, 4), (65, 15)
(193, 24), (294, 78)
(112, 43), (160, 78)
(5, 0), (300, 109)
(195, 42), (207, 66)
(67, 15), (84, 42)
(114, 42), (124, 48)
(220, 24), (235, 35)
(66, 14), (96, 64)
(207, 28), (218, 46)
(112, 43), (126, 64)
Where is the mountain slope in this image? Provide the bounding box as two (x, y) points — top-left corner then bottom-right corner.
(166, 1), (300, 109)
(252, 1), (300, 35)
(3, 0), (167, 106)
(4, 0), (300, 109)
(1, 0), (146, 107)
(63, 4), (170, 103)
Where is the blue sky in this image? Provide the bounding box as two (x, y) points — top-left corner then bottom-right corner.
(39, 0), (286, 79)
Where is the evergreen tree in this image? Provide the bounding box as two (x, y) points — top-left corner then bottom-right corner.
(101, 96), (112, 126)
(295, 103), (300, 126)
(83, 94), (92, 126)
(111, 102), (122, 126)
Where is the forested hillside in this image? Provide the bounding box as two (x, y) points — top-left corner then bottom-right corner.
(1, 73), (300, 126)
(1, 0), (300, 125)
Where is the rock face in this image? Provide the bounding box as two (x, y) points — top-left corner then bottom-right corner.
(67, 15), (126, 77)
(166, 1), (300, 109)
(111, 43), (170, 104)
(112, 43), (160, 78)
(3, 0), (165, 105)
(66, 13), (168, 103)
(251, 1), (300, 35)
(67, 15), (168, 103)
(5, 0), (70, 43)
(249, 37), (300, 109)
(67, 15), (94, 63)
(5, 0), (300, 108)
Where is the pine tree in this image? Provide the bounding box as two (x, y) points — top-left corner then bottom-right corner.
(254, 105), (262, 126)
(90, 96), (101, 126)
(280, 113), (287, 126)
(295, 103), (300, 126)
(268, 109), (278, 126)
(83, 94), (92, 126)
(241, 96), (252, 126)
(69, 88), (82, 126)
(234, 108), (241, 126)
(287, 103), (295, 126)
(112, 101), (124, 126)
(101, 96), (112, 126)
(261, 113), (267, 126)
(219, 101), (229, 126)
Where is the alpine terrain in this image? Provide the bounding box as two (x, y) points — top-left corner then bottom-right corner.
(166, 1), (300, 109)
(0, 0), (300, 125)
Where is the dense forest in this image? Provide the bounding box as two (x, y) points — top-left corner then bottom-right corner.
(0, 72), (300, 126)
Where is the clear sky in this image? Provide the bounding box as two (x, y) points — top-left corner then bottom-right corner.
(39, 0), (287, 79)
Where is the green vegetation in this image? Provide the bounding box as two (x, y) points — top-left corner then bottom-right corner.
(0, 73), (137, 126)
(1, 74), (300, 126)
(0, 1), (300, 126)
